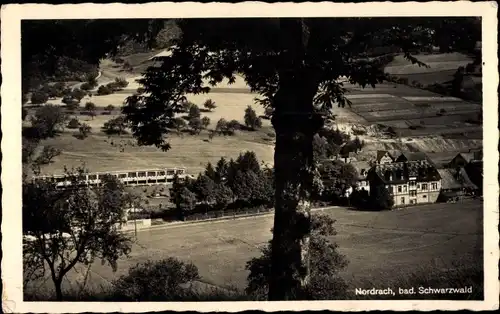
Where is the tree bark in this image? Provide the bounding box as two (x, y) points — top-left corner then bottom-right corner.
(54, 277), (64, 301)
(268, 69), (323, 300)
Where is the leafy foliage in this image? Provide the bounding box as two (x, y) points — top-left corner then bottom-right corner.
(102, 116), (128, 135)
(35, 145), (62, 165)
(105, 104), (115, 112)
(78, 123), (92, 139)
(112, 258), (200, 301)
(30, 104), (68, 138)
(23, 169), (132, 300)
(203, 99), (217, 111)
(244, 105), (262, 130)
(188, 117), (203, 134)
(245, 214), (348, 300)
(84, 102), (97, 119)
(30, 91), (49, 105)
(317, 160), (359, 202)
(368, 185), (394, 210)
(201, 116), (211, 129)
(97, 85), (112, 96)
(188, 104), (201, 121)
(67, 118), (80, 129)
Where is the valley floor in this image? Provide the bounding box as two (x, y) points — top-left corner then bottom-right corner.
(25, 199), (484, 298)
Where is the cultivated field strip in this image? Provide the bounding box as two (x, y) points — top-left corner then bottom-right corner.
(362, 110), (479, 122)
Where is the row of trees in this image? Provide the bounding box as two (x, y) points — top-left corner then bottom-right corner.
(97, 77), (129, 96)
(170, 151), (274, 219)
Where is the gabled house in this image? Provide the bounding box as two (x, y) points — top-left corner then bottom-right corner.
(367, 160), (442, 207)
(376, 150), (394, 165)
(437, 168), (479, 199)
(446, 150), (483, 169)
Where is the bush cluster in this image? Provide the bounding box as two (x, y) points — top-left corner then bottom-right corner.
(170, 151), (274, 220)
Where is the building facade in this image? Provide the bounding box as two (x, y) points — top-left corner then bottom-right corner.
(367, 159), (442, 207)
(33, 167), (192, 188)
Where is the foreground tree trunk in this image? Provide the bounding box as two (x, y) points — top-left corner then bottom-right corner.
(268, 67), (323, 300)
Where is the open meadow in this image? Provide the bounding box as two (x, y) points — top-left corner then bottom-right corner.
(25, 199), (483, 297)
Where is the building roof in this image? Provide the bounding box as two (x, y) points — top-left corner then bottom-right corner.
(438, 168), (478, 191)
(455, 152), (475, 163)
(396, 152), (429, 162)
(371, 160), (441, 184)
(376, 150), (393, 163)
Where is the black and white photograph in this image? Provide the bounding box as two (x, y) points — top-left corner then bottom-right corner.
(2, 2), (498, 312)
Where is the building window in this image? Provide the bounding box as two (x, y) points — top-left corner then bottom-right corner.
(398, 186), (402, 193)
(422, 183), (428, 190)
(409, 181), (416, 187)
(401, 197), (405, 204)
(410, 190), (417, 197)
(147, 171), (156, 177)
(431, 182), (438, 190)
(417, 184), (420, 189)
(403, 185), (407, 192)
(423, 195), (427, 198)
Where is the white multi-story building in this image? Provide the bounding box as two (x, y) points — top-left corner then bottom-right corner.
(33, 167), (193, 188)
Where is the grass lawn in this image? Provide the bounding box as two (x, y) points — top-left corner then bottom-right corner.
(25, 199), (483, 298)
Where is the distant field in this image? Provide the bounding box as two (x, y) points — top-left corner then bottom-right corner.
(25, 199), (483, 297)
(37, 131), (275, 176)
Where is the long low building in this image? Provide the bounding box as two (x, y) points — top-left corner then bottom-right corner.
(33, 167), (194, 188)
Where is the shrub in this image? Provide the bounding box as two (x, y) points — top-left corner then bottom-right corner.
(80, 82), (93, 91)
(105, 104), (115, 112)
(71, 88), (86, 101)
(102, 116), (127, 135)
(181, 101), (194, 113)
(369, 185), (394, 210)
(227, 120), (240, 134)
(188, 104), (201, 120)
(245, 214), (348, 300)
(84, 102), (97, 119)
(112, 258), (201, 301)
(30, 104), (68, 138)
(114, 77), (129, 89)
(35, 145), (62, 164)
(106, 82), (121, 92)
(136, 87), (145, 95)
(201, 116), (210, 129)
(203, 99), (217, 111)
(244, 105), (262, 130)
(171, 117), (187, 133)
(30, 91), (49, 105)
(97, 85), (112, 96)
(67, 118), (80, 129)
(188, 117), (203, 135)
(78, 123), (92, 139)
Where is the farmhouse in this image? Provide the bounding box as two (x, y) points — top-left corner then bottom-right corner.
(375, 150), (395, 164)
(447, 150), (483, 169)
(367, 159), (442, 206)
(33, 167), (193, 188)
(437, 168), (479, 202)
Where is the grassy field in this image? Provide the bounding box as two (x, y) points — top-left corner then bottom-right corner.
(25, 199), (483, 298)
(38, 131), (275, 176)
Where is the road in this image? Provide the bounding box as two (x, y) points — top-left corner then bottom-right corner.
(27, 200), (483, 296)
